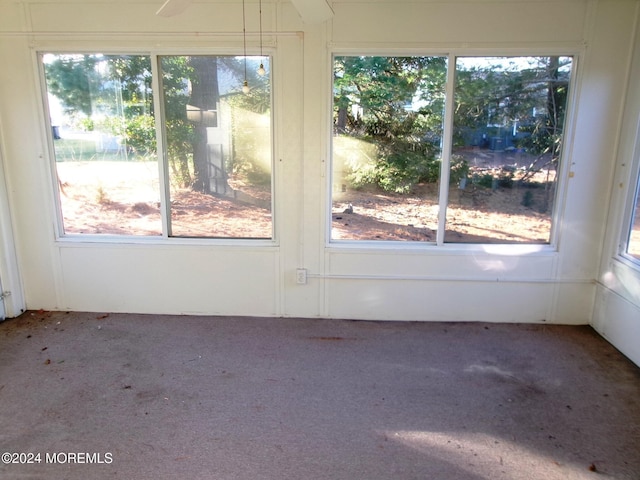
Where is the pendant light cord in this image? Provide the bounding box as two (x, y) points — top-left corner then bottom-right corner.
(259, 0), (263, 58)
(242, 0), (247, 82)
(257, 0), (265, 75)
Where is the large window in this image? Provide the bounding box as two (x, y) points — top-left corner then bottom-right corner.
(332, 55), (573, 244)
(43, 53), (272, 239)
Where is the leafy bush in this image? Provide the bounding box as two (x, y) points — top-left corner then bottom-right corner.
(345, 148), (441, 194)
(473, 172), (494, 189)
(521, 190), (534, 208)
(450, 155), (469, 185)
(497, 171), (514, 188)
(78, 117), (95, 132)
(124, 115), (156, 157)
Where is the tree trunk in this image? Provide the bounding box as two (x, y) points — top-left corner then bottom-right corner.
(188, 57), (221, 194)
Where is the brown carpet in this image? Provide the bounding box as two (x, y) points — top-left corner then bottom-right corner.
(0, 311), (639, 479)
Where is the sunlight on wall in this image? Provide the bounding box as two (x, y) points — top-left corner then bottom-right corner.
(471, 245), (548, 274)
(602, 269), (640, 304)
(471, 256), (517, 273)
(481, 245), (546, 256)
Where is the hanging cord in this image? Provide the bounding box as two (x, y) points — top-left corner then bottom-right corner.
(258, 0), (265, 75)
(242, 0), (249, 92)
(259, 0), (263, 57)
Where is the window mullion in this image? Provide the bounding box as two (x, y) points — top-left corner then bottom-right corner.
(151, 53), (172, 238)
(437, 54), (457, 246)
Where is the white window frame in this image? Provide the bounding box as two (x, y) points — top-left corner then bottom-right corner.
(618, 117), (640, 268)
(327, 49), (580, 255)
(38, 48), (277, 247)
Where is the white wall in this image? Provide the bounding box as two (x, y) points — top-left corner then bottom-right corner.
(0, 116), (25, 318)
(593, 2), (640, 367)
(0, 1), (637, 338)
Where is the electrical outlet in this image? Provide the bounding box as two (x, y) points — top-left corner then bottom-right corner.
(296, 268), (307, 284)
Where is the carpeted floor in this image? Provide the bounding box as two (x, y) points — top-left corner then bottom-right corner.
(0, 311), (639, 479)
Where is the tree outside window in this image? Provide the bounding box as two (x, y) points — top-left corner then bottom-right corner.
(43, 53), (272, 239)
(158, 55), (272, 238)
(331, 55), (573, 244)
(45, 54), (161, 236)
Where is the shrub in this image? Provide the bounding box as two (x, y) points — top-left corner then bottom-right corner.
(450, 156), (469, 185)
(124, 115), (157, 157)
(473, 172), (494, 189)
(521, 190), (534, 208)
(497, 171), (514, 188)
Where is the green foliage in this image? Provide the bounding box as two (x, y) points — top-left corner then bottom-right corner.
(124, 115), (156, 157)
(45, 53), (273, 193)
(334, 56), (447, 192)
(229, 71), (271, 115)
(159, 55), (271, 191)
(45, 54), (154, 119)
(334, 55), (572, 194)
(45, 55), (100, 117)
(473, 172), (494, 189)
(78, 117), (95, 132)
(521, 190), (534, 208)
(166, 119), (197, 188)
(454, 56), (571, 160)
(498, 171), (514, 188)
(157, 56), (200, 188)
(46, 54), (157, 162)
(345, 162), (377, 190)
(160, 56), (193, 121)
(348, 151), (434, 194)
(450, 155), (469, 185)
(104, 55), (153, 109)
(235, 159), (271, 186)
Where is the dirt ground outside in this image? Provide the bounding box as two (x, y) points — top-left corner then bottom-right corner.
(54, 160), (640, 257)
(331, 147), (560, 244)
(56, 161), (273, 238)
(331, 180), (554, 243)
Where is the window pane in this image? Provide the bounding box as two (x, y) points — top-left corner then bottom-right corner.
(627, 177), (640, 260)
(447, 56), (572, 243)
(44, 54), (161, 235)
(159, 55), (272, 238)
(331, 56), (447, 241)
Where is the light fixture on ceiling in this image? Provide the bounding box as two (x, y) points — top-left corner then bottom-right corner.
(257, 0), (265, 76)
(242, 0), (250, 94)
